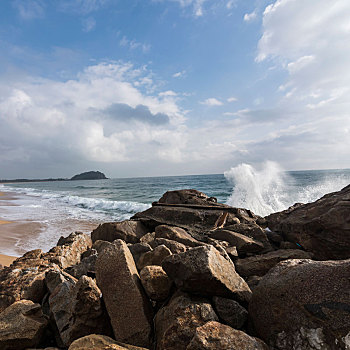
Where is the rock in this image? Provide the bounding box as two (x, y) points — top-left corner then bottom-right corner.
(210, 229), (265, 254)
(68, 334), (148, 350)
(280, 241), (301, 250)
(0, 250), (54, 313)
(71, 171), (107, 180)
(155, 292), (218, 350)
(155, 225), (202, 247)
(235, 249), (312, 277)
(92, 240), (113, 254)
(128, 242), (153, 265)
(49, 275), (110, 346)
(139, 232), (156, 245)
(158, 189), (219, 205)
(186, 321), (269, 350)
(212, 296), (248, 329)
(95, 240), (153, 348)
(151, 238), (187, 254)
(0, 300), (48, 350)
(140, 266), (173, 301)
(266, 184), (350, 260)
(91, 220), (148, 244)
(250, 259), (350, 350)
(265, 230), (283, 244)
(246, 275), (262, 292)
(45, 267), (77, 294)
(65, 252), (97, 279)
(137, 245), (172, 270)
(81, 248), (97, 259)
(162, 245), (251, 303)
(225, 246), (238, 260)
(46, 232), (92, 269)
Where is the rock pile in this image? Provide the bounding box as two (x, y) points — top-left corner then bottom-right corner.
(0, 187), (349, 349)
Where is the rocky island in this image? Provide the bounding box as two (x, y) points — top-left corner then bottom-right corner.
(0, 185), (349, 349)
(71, 171), (108, 181)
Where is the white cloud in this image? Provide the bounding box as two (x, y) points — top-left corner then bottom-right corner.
(200, 98), (223, 106)
(157, 0), (207, 17)
(243, 9), (257, 22)
(13, 0), (45, 20)
(59, 0), (108, 15)
(82, 17), (96, 32)
(173, 70), (186, 78)
(227, 96), (237, 102)
(226, 0), (236, 10)
(120, 36), (151, 53)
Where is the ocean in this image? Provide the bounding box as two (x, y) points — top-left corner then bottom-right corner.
(1, 162), (350, 256)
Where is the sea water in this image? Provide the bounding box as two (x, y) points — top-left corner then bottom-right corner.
(1, 162), (350, 255)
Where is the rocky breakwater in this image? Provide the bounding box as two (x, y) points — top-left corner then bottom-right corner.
(0, 187), (349, 349)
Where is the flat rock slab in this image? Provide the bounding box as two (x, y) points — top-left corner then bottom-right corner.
(249, 258), (350, 350)
(155, 225), (202, 247)
(186, 321), (269, 350)
(0, 300), (48, 350)
(235, 249), (312, 277)
(96, 240), (153, 348)
(162, 245), (252, 302)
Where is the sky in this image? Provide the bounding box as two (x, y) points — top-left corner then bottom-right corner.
(0, 0), (349, 178)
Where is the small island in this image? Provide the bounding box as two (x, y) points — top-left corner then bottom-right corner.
(71, 171), (108, 181)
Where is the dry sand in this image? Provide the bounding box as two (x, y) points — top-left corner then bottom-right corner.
(0, 253), (16, 267)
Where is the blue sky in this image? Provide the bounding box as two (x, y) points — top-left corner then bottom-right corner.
(0, 0), (349, 178)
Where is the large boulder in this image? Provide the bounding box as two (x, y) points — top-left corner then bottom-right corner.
(162, 245), (251, 303)
(186, 321), (269, 350)
(68, 334), (148, 350)
(140, 265), (173, 301)
(158, 189), (219, 205)
(235, 249), (312, 277)
(137, 245), (172, 270)
(155, 292), (218, 350)
(249, 259), (350, 350)
(0, 300), (48, 350)
(49, 275), (110, 346)
(155, 225), (202, 247)
(151, 238), (187, 254)
(266, 184), (350, 260)
(91, 220), (148, 244)
(95, 240), (153, 348)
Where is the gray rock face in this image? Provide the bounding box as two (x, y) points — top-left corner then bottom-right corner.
(235, 249), (312, 277)
(212, 296), (248, 329)
(249, 259), (350, 350)
(49, 274), (110, 347)
(162, 245), (251, 302)
(186, 321), (269, 350)
(140, 265), (172, 301)
(0, 300), (48, 350)
(137, 244), (172, 270)
(155, 225), (202, 247)
(91, 220), (149, 244)
(95, 240), (153, 348)
(155, 292), (218, 350)
(210, 229), (265, 254)
(266, 184), (350, 260)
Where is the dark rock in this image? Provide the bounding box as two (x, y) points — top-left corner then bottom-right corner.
(71, 171), (107, 180)
(139, 232), (156, 245)
(212, 296), (248, 329)
(68, 334), (149, 350)
(246, 275), (262, 292)
(65, 253), (97, 279)
(158, 189), (219, 205)
(140, 265), (172, 301)
(137, 245), (172, 271)
(151, 238), (187, 254)
(265, 230), (283, 244)
(162, 245), (251, 302)
(249, 258), (350, 350)
(91, 220), (148, 244)
(81, 248), (97, 260)
(49, 274), (111, 347)
(92, 240), (112, 254)
(0, 300), (48, 350)
(235, 249), (312, 277)
(266, 184), (350, 260)
(154, 292), (218, 350)
(187, 321), (269, 350)
(155, 225), (202, 247)
(280, 241), (301, 250)
(45, 267), (77, 294)
(210, 229), (265, 254)
(95, 240), (153, 348)
(128, 242), (153, 265)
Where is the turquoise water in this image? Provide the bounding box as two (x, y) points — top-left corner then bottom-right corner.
(1, 163), (350, 255)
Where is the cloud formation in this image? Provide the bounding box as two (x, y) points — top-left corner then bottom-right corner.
(200, 98), (223, 106)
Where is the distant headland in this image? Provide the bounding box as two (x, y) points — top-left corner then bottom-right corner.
(0, 171), (108, 183)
